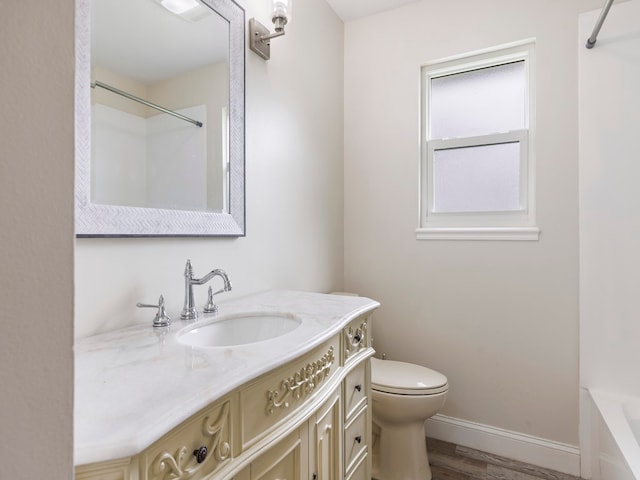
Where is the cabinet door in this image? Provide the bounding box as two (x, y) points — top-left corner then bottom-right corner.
(309, 391), (341, 480)
(251, 425), (307, 480)
(232, 466), (250, 480)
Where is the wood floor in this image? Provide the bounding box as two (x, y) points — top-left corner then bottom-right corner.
(426, 438), (583, 480)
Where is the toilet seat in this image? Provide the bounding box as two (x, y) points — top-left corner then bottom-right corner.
(371, 358), (448, 395)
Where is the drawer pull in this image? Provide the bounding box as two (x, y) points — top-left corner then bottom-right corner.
(354, 435), (362, 444)
(354, 384), (362, 392)
(193, 446), (208, 464)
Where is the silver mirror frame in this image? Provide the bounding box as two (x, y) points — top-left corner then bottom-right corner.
(75, 0), (245, 237)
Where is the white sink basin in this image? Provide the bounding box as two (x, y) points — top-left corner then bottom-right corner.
(177, 313), (302, 348)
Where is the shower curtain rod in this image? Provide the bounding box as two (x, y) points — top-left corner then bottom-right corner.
(586, 0), (614, 49)
(90, 80), (203, 127)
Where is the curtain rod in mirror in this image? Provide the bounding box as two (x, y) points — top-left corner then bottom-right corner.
(91, 80), (204, 127)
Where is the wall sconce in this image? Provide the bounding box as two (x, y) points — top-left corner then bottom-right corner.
(249, 0), (292, 60)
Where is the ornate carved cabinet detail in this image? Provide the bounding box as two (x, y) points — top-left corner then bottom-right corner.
(343, 316), (370, 362)
(266, 346), (335, 415)
(142, 399), (232, 480)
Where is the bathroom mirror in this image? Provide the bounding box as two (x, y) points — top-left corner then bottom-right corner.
(75, 0), (245, 236)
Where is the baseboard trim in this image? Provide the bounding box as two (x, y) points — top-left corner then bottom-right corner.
(425, 414), (581, 476)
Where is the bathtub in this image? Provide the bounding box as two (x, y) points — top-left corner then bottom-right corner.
(589, 389), (640, 480)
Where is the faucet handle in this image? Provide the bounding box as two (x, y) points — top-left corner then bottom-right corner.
(203, 286), (219, 314)
(137, 295), (172, 327)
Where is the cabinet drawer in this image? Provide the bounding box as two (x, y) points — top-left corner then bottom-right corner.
(342, 315), (370, 365)
(345, 452), (368, 480)
(239, 337), (339, 450)
(344, 407), (367, 473)
(138, 398), (233, 480)
(76, 458), (133, 480)
(343, 362), (367, 421)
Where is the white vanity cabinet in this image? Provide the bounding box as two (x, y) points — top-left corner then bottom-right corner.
(75, 299), (376, 480)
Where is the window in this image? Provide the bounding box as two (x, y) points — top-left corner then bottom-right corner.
(418, 41), (539, 240)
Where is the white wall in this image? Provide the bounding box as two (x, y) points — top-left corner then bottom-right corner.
(92, 104), (148, 207)
(344, 0), (602, 450)
(148, 63), (229, 212)
(578, 5), (640, 475)
(75, 0), (345, 338)
(146, 105), (208, 211)
(0, 2), (74, 478)
(579, 0), (640, 398)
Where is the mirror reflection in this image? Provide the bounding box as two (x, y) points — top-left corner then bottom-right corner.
(90, 0), (230, 213)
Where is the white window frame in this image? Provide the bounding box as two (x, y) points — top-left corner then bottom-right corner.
(417, 40), (539, 241)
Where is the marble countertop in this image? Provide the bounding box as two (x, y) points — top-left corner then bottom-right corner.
(74, 290), (379, 466)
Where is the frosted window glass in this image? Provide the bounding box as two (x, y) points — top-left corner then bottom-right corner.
(431, 61), (525, 139)
(433, 143), (520, 212)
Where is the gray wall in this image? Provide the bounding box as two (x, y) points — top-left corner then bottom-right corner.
(0, 2), (75, 478)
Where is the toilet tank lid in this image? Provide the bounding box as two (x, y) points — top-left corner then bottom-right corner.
(371, 358), (448, 395)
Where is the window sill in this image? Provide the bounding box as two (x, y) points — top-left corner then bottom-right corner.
(416, 226), (540, 241)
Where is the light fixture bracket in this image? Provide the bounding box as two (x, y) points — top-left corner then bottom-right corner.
(249, 17), (287, 60)
(249, 18), (272, 60)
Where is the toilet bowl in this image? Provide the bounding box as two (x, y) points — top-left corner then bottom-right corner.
(371, 357), (448, 480)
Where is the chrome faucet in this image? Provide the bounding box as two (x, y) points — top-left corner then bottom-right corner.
(180, 259), (232, 320)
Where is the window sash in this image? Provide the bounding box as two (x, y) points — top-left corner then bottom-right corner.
(427, 130), (528, 215)
(429, 60), (527, 140)
(422, 130), (531, 227)
(418, 41), (537, 237)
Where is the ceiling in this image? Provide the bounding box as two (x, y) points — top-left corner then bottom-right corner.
(91, 0), (424, 84)
(327, 0), (618, 21)
(324, 0), (422, 21)
(91, 0), (228, 84)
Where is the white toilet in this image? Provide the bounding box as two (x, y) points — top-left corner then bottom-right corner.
(371, 357), (448, 480)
